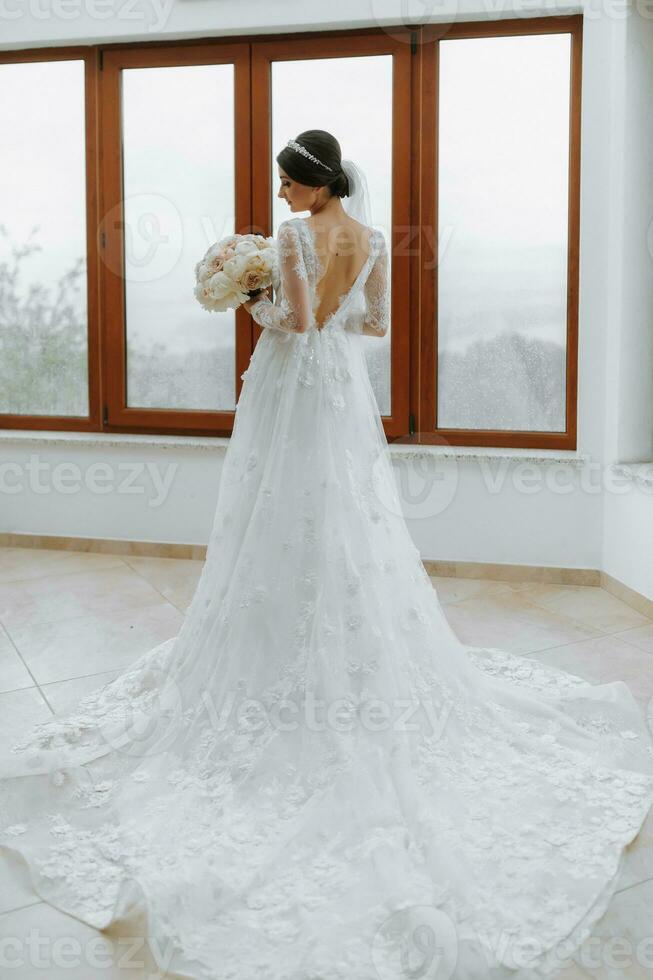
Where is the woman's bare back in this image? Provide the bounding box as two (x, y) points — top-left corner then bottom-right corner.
(304, 216), (373, 329)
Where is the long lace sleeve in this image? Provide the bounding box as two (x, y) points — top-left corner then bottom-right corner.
(247, 220), (313, 334)
(346, 231), (390, 338)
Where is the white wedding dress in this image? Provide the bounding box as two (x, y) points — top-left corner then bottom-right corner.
(1, 215), (653, 980)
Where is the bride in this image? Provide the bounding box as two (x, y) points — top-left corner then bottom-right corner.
(1, 129), (653, 980)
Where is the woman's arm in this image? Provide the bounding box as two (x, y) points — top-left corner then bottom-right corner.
(243, 221), (313, 334)
(345, 232), (390, 338)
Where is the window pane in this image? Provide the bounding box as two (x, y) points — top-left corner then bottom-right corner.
(0, 59), (88, 417)
(437, 33), (570, 432)
(271, 55), (393, 415)
(122, 64), (236, 411)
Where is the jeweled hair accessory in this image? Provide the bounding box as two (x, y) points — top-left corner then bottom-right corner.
(286, 138), (334, 172)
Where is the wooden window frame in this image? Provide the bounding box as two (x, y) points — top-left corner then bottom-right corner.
(101, 41), (252, 435)
(0, 18), (582, 449)
(0, 46), (102, 434)
(414, 15), (583, 450)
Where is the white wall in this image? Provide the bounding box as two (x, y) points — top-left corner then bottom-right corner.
(601, 6), (653, 598)
(0, 0), (651, 593)
(0, 434), (597, 565)
(0, 435), (225, 547)
(0, 0), (581, 50)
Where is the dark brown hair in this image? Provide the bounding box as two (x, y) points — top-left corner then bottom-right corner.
(276, 130), (350, 198)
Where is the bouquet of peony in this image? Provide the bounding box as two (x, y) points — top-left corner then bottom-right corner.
(194, 233), (279, 313)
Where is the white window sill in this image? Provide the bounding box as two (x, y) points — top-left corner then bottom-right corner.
(0, 428), (590, 466)
(0, 429), (232, 453)
(387, 444), (588, 466)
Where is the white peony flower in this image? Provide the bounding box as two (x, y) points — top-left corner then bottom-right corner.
(193, 232), (278, 314)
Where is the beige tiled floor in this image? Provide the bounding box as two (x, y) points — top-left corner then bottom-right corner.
(0, 547), (651, 979)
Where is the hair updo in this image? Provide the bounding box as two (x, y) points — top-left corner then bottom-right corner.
(276, 129), (350, 198)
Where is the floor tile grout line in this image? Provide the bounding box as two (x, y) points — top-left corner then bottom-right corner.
(0, 622), (49, 711)
(0, 899), (43, 918)
(613, 872), (653, 897)
(39, 666), (125, 688)
(431, 574), (653, 612)
(0, 595), (175, 641)
(0, 663), (165, 719)
(441, 592), (653, 655)
(519, 623), (653, 660)
(436, 586), (651, 636)
(0, 556), (163, 602)
(0, 570), (178, 711)
(35, 685), (55, 714)
(0, 553), (131, 588)
(35, 666), (125, 708)
(0, 681), (48, 697)
(607, 632), (653, 657)
(120, 555), (194, 613)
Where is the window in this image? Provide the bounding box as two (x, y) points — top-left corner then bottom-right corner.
(0, 56), (90, 422)
(0, 18), (582, 448)
(122, 63), (237, 413)
(417, 17), (581, 449)
(101, 43), (251, 434)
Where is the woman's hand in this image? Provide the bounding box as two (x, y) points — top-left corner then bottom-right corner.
(243, 286), (271, 312)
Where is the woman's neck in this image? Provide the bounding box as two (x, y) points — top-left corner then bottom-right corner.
(309, 196), (346, 222)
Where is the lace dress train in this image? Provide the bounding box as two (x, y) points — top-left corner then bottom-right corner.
(1, 217), (652, 980)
